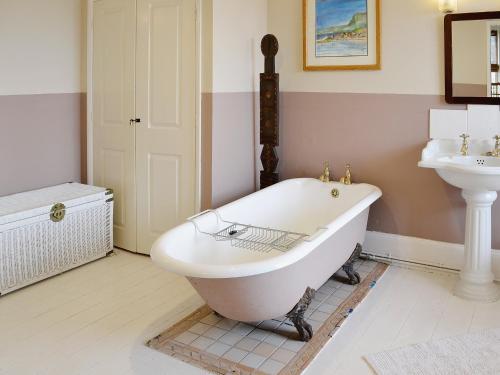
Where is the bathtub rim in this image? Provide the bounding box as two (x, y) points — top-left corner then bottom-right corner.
(151, 178), (382, 279)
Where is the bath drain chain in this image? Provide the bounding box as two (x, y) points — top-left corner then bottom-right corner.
(187, 209), (313, 253)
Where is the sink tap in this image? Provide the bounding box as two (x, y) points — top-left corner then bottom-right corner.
(459, 134), (470, 156)
(489, 135), (500, 157)
(319, 161), (331, 182)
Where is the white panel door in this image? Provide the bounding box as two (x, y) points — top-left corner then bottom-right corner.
(93, 0), (137, 251)
(135, 0), (196, 254)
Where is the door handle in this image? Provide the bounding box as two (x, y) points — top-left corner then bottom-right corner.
(129, 118), (141, 125)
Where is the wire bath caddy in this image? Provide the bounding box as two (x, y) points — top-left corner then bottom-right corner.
(187, 210), (327, 253)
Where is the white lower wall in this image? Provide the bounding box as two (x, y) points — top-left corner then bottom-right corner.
(212, 0), (267, 93)
(268, 0), (500, 95)
(363, 231), (500, 281)
(0, 0), (84, 95)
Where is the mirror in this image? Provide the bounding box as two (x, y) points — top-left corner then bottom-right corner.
(445, 12), (500, 104)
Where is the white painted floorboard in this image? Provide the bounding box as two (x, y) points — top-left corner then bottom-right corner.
(1, 250), (499, 375)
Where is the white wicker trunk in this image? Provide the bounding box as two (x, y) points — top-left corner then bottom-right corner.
(0, 183), (113, 295)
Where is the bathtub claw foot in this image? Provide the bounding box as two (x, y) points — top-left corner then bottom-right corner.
(286, 287), (316, 342)
(337, 243), (362, 285)
(342, 266), (361, 285)
(292, 317), (314, 342)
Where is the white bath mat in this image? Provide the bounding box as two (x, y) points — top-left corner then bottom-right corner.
(364, 328), (500, 375)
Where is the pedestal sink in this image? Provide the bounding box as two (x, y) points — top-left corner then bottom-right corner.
(419, 139), (500, 302)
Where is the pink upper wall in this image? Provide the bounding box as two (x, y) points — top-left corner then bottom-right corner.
(210, 92), (257, 208)
(278, 93), (481, 245)
(201, 94), (213, 210)
(0, 93), (85, 196)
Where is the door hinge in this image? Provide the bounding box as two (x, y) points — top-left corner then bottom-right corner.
(129, 118), (141, 125)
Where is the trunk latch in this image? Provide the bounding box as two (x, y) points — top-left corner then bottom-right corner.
(50, 203), (66, 222)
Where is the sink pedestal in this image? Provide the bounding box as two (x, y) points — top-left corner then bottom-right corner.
(454, 190), (500, 302)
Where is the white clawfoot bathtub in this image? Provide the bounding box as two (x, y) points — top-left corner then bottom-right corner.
(151, 178), (381, 322)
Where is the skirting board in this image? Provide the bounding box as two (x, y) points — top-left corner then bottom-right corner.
(363, 231), (500, 281)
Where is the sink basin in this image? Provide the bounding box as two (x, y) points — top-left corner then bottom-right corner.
(437, 155), (500, 168)
(419, 139), (500, 302)
(419, 155), (500, 191)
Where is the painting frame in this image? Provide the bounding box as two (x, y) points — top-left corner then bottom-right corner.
(303, 0), (381, 71)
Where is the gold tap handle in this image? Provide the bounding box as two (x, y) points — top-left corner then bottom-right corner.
(460, 134), (470, 141)
(319, 161), (330, 182)
(340, 164), (352, 185)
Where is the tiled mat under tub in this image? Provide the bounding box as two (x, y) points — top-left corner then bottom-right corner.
(148, 259), (388, 375)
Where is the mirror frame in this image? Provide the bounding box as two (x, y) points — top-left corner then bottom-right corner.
(445, 11), (500, 105)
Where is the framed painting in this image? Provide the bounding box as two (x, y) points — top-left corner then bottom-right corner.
(303, 0), (381, 71)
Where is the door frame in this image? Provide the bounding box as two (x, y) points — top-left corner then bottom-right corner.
(86, 0), (203, 213)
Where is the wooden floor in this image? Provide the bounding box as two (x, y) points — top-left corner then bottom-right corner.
(1, 250), (499, 375)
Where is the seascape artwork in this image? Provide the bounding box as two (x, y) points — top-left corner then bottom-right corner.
(315, 0), (368, 57)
